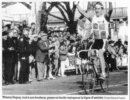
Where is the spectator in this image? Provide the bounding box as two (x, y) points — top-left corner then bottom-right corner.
(52, 35), (60, 76)
(59, 41), (69, 77)
(2, 31), (9, 85)
(35, 32), (49, 81)
(22, 20), (28, 30)
(28, 35), (38, 82)
(12, 29), (19, 82)
(68, 45), (76, 71)
(29, 22), (36, 36)
(6, 30), (17, 84)
(47, 39), (56, 79)
(124, 41), (128, 54)
(18, 28), (30, 84)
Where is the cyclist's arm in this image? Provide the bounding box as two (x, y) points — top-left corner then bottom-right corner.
(104, 2), (113, 22)
(77, 5), (94, 20)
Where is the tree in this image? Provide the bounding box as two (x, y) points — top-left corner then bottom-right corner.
(48, 2), (95, 34)
(39, 2), (56, 32)
(2, 2), (56, 33)
(2, 2), (95, 34)
(48, 2), (77, 34)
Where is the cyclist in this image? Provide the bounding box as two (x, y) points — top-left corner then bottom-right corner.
(76, 2), (113, 80)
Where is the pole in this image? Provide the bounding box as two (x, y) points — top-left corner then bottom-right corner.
(108, 2), (111, 39)
(115, 2), (118, 40)
(35, 2), (37, 34)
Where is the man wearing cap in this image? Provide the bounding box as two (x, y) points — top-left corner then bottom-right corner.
(35, 32), (49, 81)
(3, 30), (17, 85)
(18, 28), (30, 84)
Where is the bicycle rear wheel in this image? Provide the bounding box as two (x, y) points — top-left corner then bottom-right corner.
(82, 64), (95, 94)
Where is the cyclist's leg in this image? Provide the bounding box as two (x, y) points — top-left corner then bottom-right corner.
(93, 57), (99, 75)
(98, 49), (106, 79)
(89, 50), (99, 76)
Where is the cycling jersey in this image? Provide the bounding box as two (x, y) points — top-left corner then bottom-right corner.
(91, 15), (109, 39)
(91, 14), (109, 50)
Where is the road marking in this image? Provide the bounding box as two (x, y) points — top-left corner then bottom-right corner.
(62, 82), (127, 95)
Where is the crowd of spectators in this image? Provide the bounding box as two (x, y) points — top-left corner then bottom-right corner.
(2, 20), (128, 85)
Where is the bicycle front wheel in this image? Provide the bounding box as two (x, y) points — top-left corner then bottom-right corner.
(82, 64), (95, 94)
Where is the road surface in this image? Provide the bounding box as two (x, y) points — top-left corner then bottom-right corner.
(2, 70), (128, 95)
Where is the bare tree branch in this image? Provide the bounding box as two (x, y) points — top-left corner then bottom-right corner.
(47, 2), (77, 34)
(57, 2), (72, 21)
(46, 2), (56, 13)
(48, 13), (64, 21)
(20, 2), (31, 9)
(2, 2), (31, 9)
(55, 4), (68, 23)
(2, 2), (17, 8)
(72, 2), (77, 19)
(57, 3), (67, 13)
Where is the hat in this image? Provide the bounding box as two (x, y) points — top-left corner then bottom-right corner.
(2, 31), (8, 36)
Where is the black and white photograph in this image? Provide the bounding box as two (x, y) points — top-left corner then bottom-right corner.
(1, 0), (128, 97)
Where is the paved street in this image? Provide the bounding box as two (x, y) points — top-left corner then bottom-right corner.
(2, 70), (128, 95)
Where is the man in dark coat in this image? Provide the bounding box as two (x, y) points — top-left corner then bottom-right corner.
(6, 30), (17, 84)
(18, 28), (30, 84)
(2, 30), (17, 85)
(2, 31), (8, 85)
(11, 29), (19, 82)
(35, 32), (49, 81)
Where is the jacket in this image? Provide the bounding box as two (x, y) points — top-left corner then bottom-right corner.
(35, 39), (49, 62)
